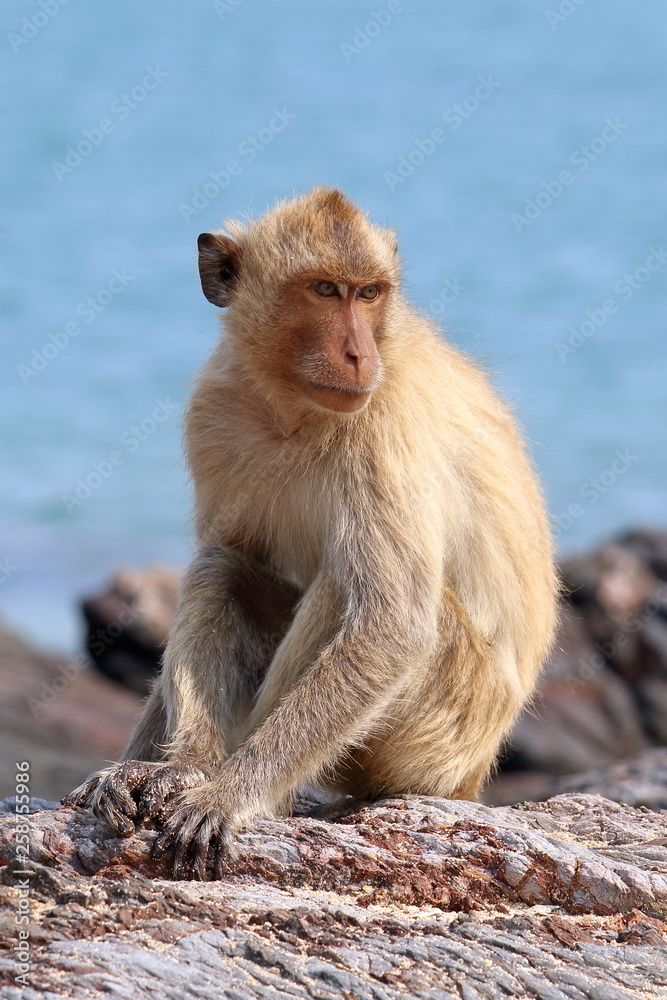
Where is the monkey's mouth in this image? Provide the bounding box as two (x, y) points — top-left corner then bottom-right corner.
(304, 380), (374, 414)
(308, 382), (372, 396)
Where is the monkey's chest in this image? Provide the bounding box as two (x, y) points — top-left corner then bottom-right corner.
(264, 479), (329, 588)
(221, 455), (329, 590)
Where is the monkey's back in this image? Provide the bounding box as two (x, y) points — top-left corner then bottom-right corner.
(380, 313), (558, 692)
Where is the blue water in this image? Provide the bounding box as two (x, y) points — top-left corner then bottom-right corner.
(1, 1), (665, 653)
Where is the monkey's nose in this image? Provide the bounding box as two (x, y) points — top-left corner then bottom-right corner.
(343, 350), (376, 386)
(344, 350), (368, 372)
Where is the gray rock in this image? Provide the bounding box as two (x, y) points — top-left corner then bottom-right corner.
(1, 792), (666, 999)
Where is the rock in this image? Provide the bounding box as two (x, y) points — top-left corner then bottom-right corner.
(491, 529), (667, 800)
(0, 792), (666, 999)
(0, 626), (139, 802)
(486, 747), (667, 811)
(559, 541), (667, 686)
(552, 747), (667, 811)
(616, 528), (667, 583)
(498, 607), (649, 776)
(81, 565), (181, 695)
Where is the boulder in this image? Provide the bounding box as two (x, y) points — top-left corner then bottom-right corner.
(0, 790), (666, 999)
(81, 565), (181, 694)
(491, 529), (667, 798)
(0, 626), (139, 802)
(486, 747), (667, 811)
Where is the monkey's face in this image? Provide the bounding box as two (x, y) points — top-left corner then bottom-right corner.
(285, 278), (385, 414)
(197, 188), (399, 416)
(197, 232), (390, 416)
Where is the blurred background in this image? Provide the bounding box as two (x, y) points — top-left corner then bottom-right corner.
(1, 2), (666, 802)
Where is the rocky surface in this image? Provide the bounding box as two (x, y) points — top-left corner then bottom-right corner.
(553, 748), (667, 811)
(1, 530), (667, 995)
(1, 791), (666, 999)
(0, 627), (139, 802)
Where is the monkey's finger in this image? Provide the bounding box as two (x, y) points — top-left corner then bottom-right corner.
(139, 770), (192, 820)
(104, 776), (138, 819)
(151, 809), (179, 858)
(138, 786), (167, 821)
(170, 811), (209, 879)
(93, 793), (135, 837)
(150, 829), (172, 861)
(138, 794), (161, 822)
(189, 818), (215, 881)
(62, 774), (101, 807)
(211, 833), (229, 881)
(212, 825), (239, 879)
(150, 805), (185, 863)
(171, 832), (196, 880)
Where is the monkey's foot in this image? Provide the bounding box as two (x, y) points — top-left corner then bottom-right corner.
(151, 787), (239, 881)
(63, 761), (210, 838)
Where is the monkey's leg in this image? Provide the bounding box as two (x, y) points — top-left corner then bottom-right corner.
(332, 629), (527, 804)
(65, 546), (300, 836)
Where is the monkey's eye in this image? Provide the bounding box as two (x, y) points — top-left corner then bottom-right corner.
(358, 284), (379, 301)
(312, 281), (338, 297)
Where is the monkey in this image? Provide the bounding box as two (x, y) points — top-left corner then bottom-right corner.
(66, 187), (558, 880)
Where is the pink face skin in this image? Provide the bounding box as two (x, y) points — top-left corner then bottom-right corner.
(292, 279), (385, 413)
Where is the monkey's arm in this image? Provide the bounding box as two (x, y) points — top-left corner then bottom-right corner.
(153, 568), (438, 878)
(65, 546), (301, 833)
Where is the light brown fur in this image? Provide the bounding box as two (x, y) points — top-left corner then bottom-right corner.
(67, 188), (557, 879)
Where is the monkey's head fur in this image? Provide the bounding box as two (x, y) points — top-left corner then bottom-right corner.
(198, 187), (403, 416)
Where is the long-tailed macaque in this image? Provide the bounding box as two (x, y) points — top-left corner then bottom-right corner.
(66, 187), (557, 879)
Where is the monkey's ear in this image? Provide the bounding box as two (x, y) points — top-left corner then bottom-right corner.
(197, 233), (241, 307)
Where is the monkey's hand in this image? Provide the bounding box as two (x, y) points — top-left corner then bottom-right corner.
(150, 778), (245, 880)
(63, 761), (210, 837)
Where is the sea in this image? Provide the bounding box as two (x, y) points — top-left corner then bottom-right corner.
(1, 0), (665, 654)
